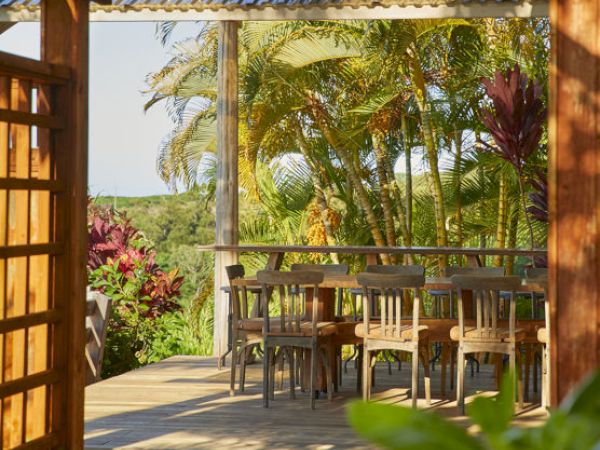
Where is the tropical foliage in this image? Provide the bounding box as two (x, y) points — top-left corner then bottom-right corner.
(146, 18), (549, 274)
(88, 199), (212, 376)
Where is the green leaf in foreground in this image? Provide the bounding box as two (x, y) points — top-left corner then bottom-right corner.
(468, 372), (515, 438)
(348, 400), (484, 450)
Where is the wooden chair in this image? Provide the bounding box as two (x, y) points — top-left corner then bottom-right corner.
(85, 290), (111, 385)
(355, 271), (431, 408)
(450, 275), (525, 413)
(527, 272), (549, 408)
(226, 264), (264, 396)
(290, 263), (349, 390)
(258, 270), (338, 409)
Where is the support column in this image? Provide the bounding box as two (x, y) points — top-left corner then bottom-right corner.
(42, 0), (89, 447)
(549, 0), (600, 404)
(214, 21), (239, 357)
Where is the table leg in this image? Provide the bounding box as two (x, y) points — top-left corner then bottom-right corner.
(302, 287), (337, 392)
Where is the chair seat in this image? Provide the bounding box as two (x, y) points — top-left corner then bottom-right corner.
(450, 325), (526, 342)
(355, 322), (428, 340)
(537, 327), (548, 344)
(238, 318), (337, 336)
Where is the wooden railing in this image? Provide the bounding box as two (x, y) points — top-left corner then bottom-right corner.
(199, 244), (547, 267)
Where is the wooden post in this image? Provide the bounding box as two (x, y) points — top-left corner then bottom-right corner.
(214, 21), (239, 358)
(41, 0), (89, 447)
(549, 0), (600, 404)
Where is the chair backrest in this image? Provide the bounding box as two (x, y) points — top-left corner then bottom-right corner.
(290, 263), (349, 275)
(444, 266), (505, 277)
(226, 264), (246, 322)
(86, 290), (111, 385)
(366, 264), (425, 276)
(451, 275), (521, 342)
(357, 272), (425, 341)
(257, 270), (324, 336)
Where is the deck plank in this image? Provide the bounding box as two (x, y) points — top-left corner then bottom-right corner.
(85, 356), (546, 449)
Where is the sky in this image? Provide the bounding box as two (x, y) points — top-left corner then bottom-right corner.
(0, 21), (199, 197)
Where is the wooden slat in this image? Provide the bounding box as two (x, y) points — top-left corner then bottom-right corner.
(0, 310), (61, 334)
(0, 51), (69, 85)
(0, 109), (64, 130)
(0, 178), (63, 192)
(0, 370), (60, 399)
(0, 243), (63, 258)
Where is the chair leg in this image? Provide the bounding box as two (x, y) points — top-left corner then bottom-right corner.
(450, 345), (455, 391)
(411, 348), (419, 408)
(440, 343), (449, 399)
(263, 343), (270, 408)
(420, 344), (431, 406)
(510, 346), (523, 410)
(362, 348), (370, 401)
(230, 338), (238, 397)
(320, 346), (334, 402)
(269, 349), (276, 401)
(457, 346), (465, 414)
(541, 344), (548, 409)
(356, 345), (363, 393)
(239, 343), (247, 393)
(311, 342), (318, 410)
(288, 347), (296, 399)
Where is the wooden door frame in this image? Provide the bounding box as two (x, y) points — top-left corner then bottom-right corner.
(41, 0), (89, 447)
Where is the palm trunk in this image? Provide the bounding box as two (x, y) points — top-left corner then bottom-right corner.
(410, 56), (447, 269)
(401, 114), (413, 245)
(453, 131), (464, 260)
(372, 133), (397, 263)
(506, 204), (519, 275)
(475, 131), (487, 262)
(306, 95), (391, 264)
(493, 173), (508, 267)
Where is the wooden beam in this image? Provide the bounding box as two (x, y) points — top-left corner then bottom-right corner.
(214, 21), (239, 357)
(549, 0), (600, 405)
(41, 1), (89, 448)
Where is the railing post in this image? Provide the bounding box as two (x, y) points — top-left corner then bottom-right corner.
(214, 21), (239, 358)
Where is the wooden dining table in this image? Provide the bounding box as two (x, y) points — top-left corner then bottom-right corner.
(231, 274), (546, 392)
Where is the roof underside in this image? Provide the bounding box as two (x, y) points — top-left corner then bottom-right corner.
(0, 0), (548, 21)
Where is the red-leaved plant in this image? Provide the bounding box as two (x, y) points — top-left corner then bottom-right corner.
(87, 200), (183, 318)
(527, 170), (548, 224)
(479, 64), (547, 251)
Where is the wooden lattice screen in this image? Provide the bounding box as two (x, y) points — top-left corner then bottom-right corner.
(0, 50), (72, 449)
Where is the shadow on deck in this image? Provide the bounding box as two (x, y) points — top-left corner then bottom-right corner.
(85, 356), (547, 449)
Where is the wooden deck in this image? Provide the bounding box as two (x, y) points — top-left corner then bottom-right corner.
(85, 356), (547, 450)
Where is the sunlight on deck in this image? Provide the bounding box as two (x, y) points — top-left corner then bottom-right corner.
(85, 356), (547, 449)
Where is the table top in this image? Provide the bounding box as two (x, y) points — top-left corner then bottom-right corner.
(230, 274), (547, 292)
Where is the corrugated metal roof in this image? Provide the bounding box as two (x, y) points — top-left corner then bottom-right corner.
(0, 0), (543, 13)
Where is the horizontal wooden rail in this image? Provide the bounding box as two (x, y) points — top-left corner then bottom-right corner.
(14, 433), (60, 450)
(0, 242), (63, 258)
(0, 50), (70, 84)
(198, 244), (547, 257)
(0, 309), (62, 334)
(0, 178), (64, 192)
(0, 370), (60, 399)
(0, 109), (64, 130)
